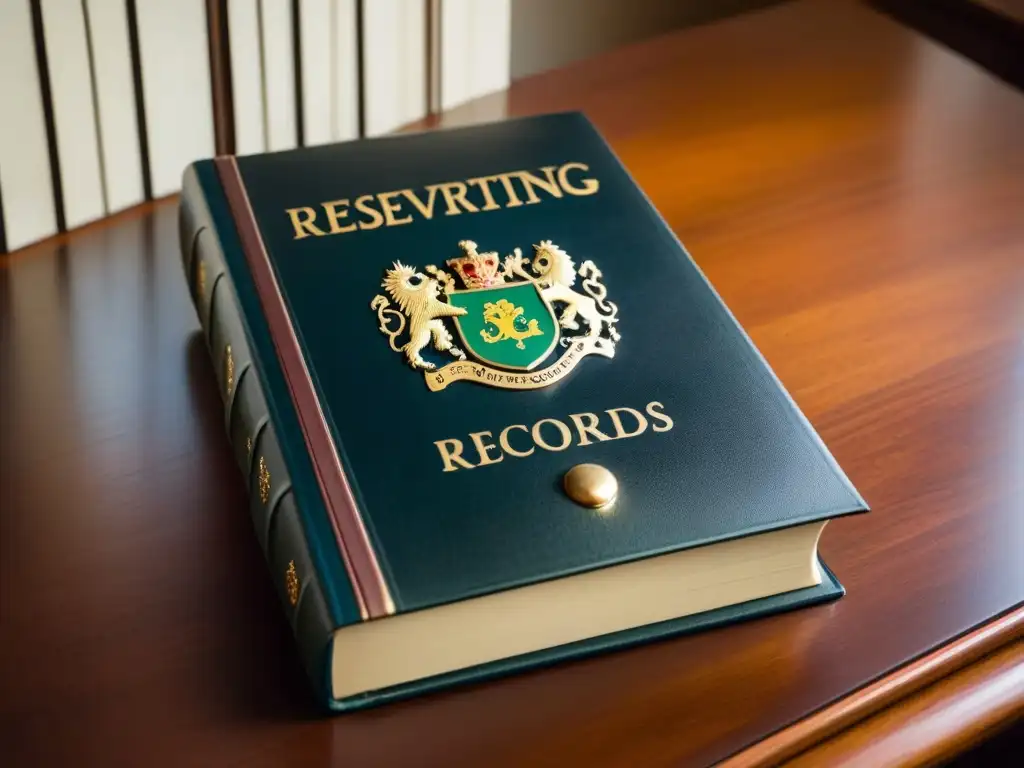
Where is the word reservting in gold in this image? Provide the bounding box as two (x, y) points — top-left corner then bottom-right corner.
(285, 162), (600, 240)
(434, 401), (673, 472)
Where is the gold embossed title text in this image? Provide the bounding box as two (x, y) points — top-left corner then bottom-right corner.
(284, 162), (599, 239)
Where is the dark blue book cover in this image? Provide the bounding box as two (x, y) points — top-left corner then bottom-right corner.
(179, 112), (867, 710)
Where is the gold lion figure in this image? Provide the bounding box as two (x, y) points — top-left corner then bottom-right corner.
(373, 262), (467, 370)
(480, 299), (543, 349)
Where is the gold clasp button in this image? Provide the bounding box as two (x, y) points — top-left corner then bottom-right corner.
(563, 464), (618, 508)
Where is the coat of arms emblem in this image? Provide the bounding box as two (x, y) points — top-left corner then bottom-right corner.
(371, 240), (619, 391)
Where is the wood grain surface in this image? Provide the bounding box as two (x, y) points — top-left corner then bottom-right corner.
(722, 607), (1024, 767)
(2, 2), (1022, 766)
(785, 641), (1024, 767)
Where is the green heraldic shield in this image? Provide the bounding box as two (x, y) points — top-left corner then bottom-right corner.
(449, 283), (558, 370)
(371, 240), (620, 391)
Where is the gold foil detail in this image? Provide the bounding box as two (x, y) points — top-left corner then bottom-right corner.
(258, 456), (271, 504)
(372, 240), (619, 390)
(285, 560), (300, 606)
(446, 240), (502, 288)
(428, 337), (606, 392)
(197, 259), (206, 296)
(371, 263), (467, 370)
(433, 401), (673, 472)
(480, 298), (543, 349)
(224, 344), (234, 396)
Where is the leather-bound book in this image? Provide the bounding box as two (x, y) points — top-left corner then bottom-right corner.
(178, 112), (867, 711)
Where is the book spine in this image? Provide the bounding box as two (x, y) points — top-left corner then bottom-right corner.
(178, 167), (336, 706)
(226, 0), (267, 155)
(0, 0), (60, 252)
(134, 0), (215, 197)
(39, 0), (106, 230)
(83, 0), (146, 213)
(257, 0), (299, 151)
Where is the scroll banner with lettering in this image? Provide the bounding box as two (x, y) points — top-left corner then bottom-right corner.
(426, 337), (613, 392)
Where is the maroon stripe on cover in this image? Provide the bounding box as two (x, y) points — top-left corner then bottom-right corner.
(214, 156), (394, 620)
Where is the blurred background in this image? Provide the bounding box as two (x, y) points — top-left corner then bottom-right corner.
(0, 0), (782, 255)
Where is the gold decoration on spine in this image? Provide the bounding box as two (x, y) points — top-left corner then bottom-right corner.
(197, 260), (206, 296)
(224, 344), (234, 396)
(258, 456), (271, 504)
(285, 560), (300, 606)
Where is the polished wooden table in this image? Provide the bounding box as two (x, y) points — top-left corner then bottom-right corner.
(1, 2), (1022, 766)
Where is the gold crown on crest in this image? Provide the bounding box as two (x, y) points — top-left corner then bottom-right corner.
(446, 240), (503, 289)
